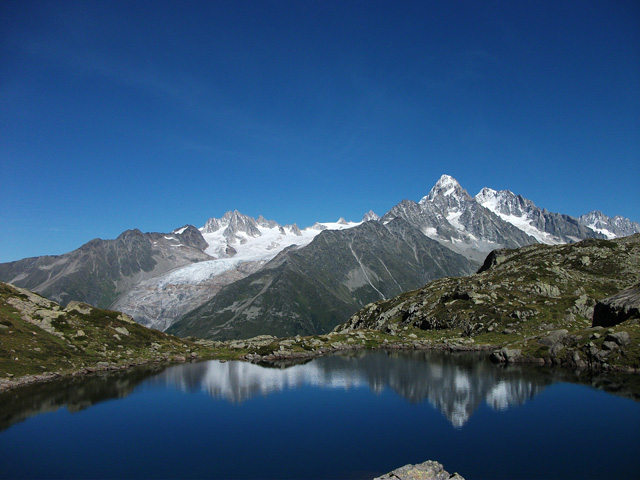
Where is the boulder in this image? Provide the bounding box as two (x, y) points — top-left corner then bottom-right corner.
(374, 460), (464, 480)
(490, 347), (522, 363)
(114, 327), (130, 336)
(592, 284), (640, 327)
(604, 331), (631, 346)
(539, 329), (569, 347)
(64, 301), (93, 315)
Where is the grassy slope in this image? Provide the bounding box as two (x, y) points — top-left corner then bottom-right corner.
(336, 235), (640, 370)
(3, 235), (639, 388)
(0, 282), (250, 382)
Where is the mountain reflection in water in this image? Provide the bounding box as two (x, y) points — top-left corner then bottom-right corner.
(2, 350), (639, 433)
(148, 350), (637, 427)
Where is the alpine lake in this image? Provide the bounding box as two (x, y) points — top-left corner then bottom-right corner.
(1, 350), (639, 480)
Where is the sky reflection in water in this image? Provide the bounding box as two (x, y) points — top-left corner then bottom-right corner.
(0, 350), (638, 479)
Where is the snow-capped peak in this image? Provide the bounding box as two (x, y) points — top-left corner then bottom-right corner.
(474, 188), (525, 217)
(362, 210), (380, 222)
(578, 210), (640, 239)
(171, 225), (190, 235)
(474, 187), (499, 208)
(420, 174), (468, 204)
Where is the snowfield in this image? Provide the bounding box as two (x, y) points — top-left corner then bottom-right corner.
(156, 219), (362, 288)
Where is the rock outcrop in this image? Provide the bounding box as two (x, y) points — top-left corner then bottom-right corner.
(374, 460), (464, 480)
(336, 234), (640, 371)
(592, 283), (640, 327)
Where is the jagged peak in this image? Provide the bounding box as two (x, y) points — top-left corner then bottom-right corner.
(116, 228), (145, 240)
(420, 174), (470, 204)
(309, 222), (328, 231)
(256, 215), (280, 229)
(362, 210), (380, 222)
(337, 217), (349, 225)
(475, 187), (499, 201)
(475, 187), (524, 213)
(286, 223), (302, 236)
(200, 210), (262, 238)
(171, 225), (197, 235)
(581, 210), (605, 220)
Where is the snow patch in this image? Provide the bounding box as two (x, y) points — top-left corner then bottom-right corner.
(587, 225), (616, 239)
(491, 212), (563, 245)
(446, 210), (464, 231)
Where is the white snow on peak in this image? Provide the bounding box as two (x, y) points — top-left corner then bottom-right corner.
(157, 213), (362, 288)
(474, 187), (500, 211)
(436, 174), (460, 191)
(586, 224), (616, 240)
(475, 187), (563, 245)
(172, 226), (189, 235)
(446, 210), (465, 231)
(420, 174), (463, 203)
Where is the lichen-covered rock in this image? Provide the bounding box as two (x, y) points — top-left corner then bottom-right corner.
(374, 460), (464, 480)
(539, 329), (569, 347)
(64, 301), (93, 315)
(605, 331), (630, 346)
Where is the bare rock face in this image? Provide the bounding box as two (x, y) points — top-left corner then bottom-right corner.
(593, 283), (640, 328)
(374, 460), (464, 480)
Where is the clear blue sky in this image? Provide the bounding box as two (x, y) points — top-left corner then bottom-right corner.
(1, 0), (639, 262)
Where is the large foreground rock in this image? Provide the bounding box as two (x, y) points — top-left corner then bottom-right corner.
(593, 283), (640, 327)
(374, 460), (464, 480)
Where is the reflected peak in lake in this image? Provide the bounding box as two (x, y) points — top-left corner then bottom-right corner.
(1, 350), (639, 480)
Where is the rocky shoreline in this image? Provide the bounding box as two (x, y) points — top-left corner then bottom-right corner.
(0, 354), (204, 393)
(4, 322), (639, 394)
(3, 312), (638, 394)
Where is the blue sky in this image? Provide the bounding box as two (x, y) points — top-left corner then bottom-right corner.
(1, 0), (639, 262)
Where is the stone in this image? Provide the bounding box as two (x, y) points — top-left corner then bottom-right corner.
(539, 329), (569, 347)
(604, 331), (631, 346)
(114, 327), (130, 336)
(490, 347), (522, 363)
(64, 301), (93, 315)
(592, 284), (640, 327)
(602, 341), (618, 351)
(374, 460), (464, 480)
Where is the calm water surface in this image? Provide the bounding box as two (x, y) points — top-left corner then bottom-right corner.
(1, 350), (639, 479)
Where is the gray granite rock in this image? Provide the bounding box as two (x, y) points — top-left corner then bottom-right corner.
(374, 460), (464, 480)
(593, 284), (640, 327)
(605, 331), (631, 346)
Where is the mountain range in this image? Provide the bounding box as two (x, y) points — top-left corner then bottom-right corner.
(1, 175), (638, 339)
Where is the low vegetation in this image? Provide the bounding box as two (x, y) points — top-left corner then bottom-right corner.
(2, 235), (639, 392)
(336, 235), (640, 371)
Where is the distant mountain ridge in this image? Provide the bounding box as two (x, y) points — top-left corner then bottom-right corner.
(0, 227), (212, 308)
(168, 218), (476, 339)
(382, 175), (538, 263)
(578, 210), (640, 239)
(1, 174), (638, 339)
